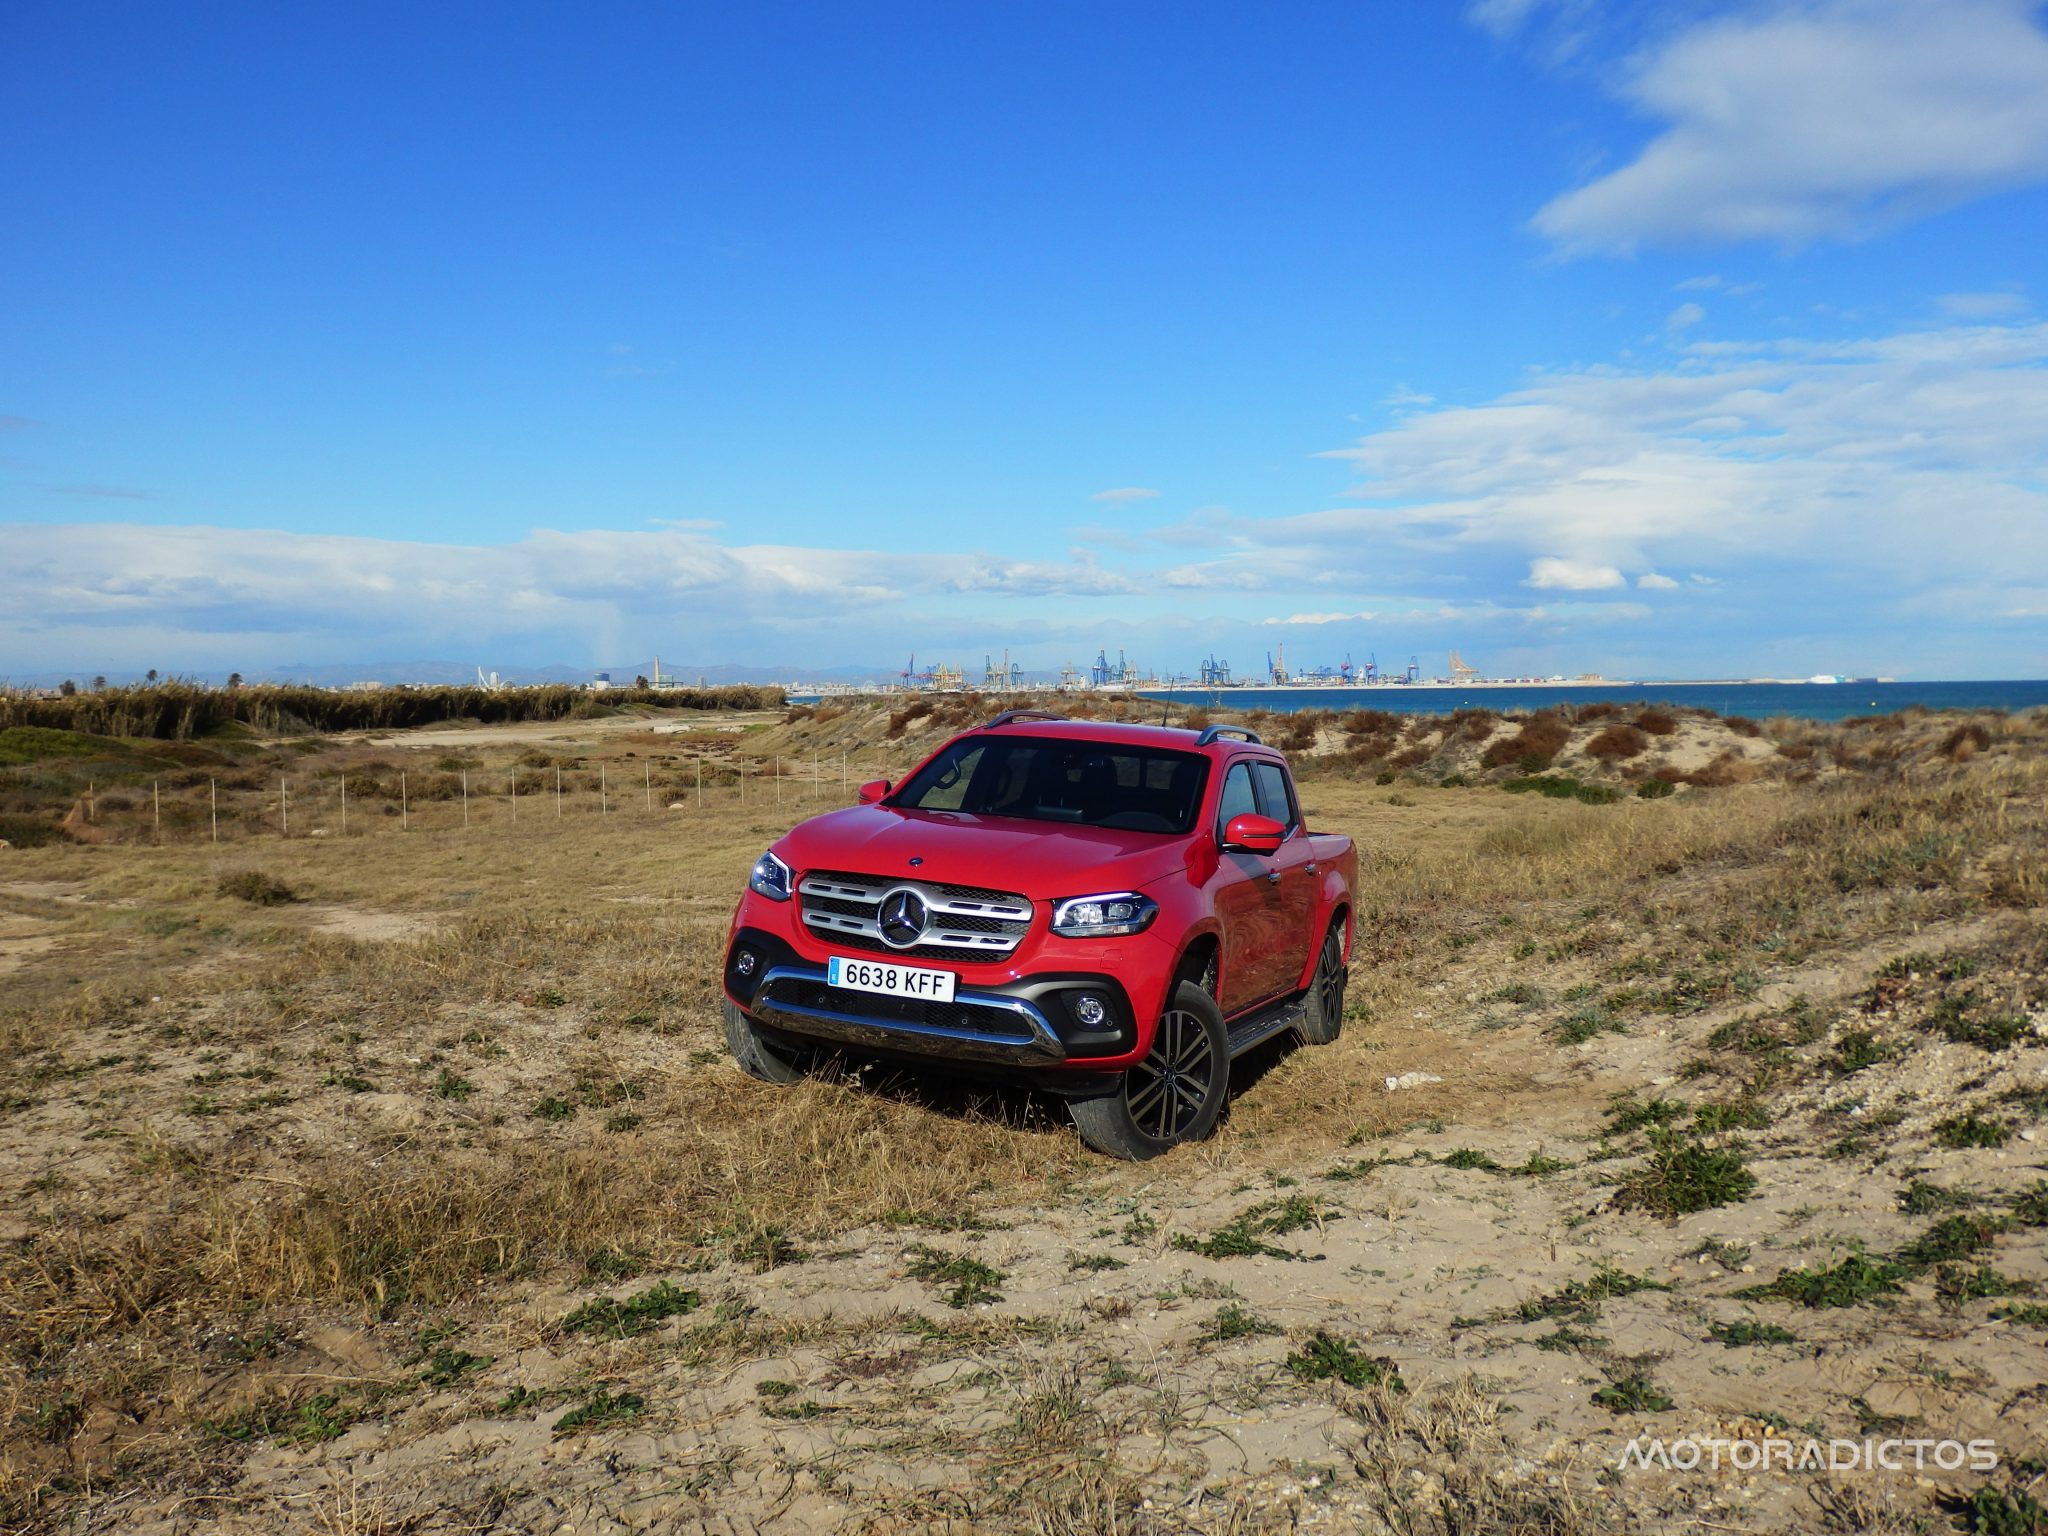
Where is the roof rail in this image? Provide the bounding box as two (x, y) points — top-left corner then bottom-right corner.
(983, 708), (1068, 730)
(1195, 723), (1263, 746)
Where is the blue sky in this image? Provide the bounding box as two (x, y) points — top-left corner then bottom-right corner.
(4, 0), (2046, 682)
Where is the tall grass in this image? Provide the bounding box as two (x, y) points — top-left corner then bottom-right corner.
(0, 681), (783, 740)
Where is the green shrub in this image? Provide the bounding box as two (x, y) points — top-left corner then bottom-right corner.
(1615, 1139), (1757, 1217)
(216, 870), (297, 905)
(0, 812), (66, 848)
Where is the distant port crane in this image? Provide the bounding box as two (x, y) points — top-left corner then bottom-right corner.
(1199, 654), (1232, 687)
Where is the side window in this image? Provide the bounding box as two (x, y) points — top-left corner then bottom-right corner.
(916, 743), (983, 811)
(1215, 762), (1257, 837)
(1251, 762), (1298, 833)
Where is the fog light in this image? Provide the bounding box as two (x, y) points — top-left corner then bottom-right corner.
(1073, 994), (1108, 1027)
(734, 947), (758, 978)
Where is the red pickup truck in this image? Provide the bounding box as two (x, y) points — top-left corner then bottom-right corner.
(721, 711), (1356, 1158)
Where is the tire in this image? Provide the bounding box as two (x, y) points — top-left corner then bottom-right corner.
(1295, 924), (1348, 1046)
(722, 998), (808, 1085)
(1070, 981), (1230, 1160)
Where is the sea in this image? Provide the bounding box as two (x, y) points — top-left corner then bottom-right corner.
(1126, 679), (2048, 724)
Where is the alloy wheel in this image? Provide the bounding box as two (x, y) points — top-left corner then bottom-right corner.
(1126, 1008), (1215, 1140)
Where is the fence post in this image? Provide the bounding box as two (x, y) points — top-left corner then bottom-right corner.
(840, 751), (846, 794)
(88, 778), (94, 823)
(401, 771), (408, 831)
(775, 757), (781, 807)
(510, 766), (517, 821)
(153, 779), (161, 844)
(341, 775), (348, 836)
(644, 761), (651, 813)
(601, 764), (607, 818)
(210, 778), (217, 843)
(280, 777), (288, 838)
(556, 765), (562, 819)
(696, 757), (702, 808)
(462, 769), (469, 827)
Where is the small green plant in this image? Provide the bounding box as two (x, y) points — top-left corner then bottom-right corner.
(1739, 1253), (1903, 1309)
(1936, 1265), (2021, 1305)
(1203, 1303), (1280, 1342)
(1605, 1098), (1687, 1136)
(1615, 1138), (1757, 1217)
(1555, 1004), (1626, 1045)
(1943, 1484), (2048, 1536)
(1935, 1113), (2011, 1149)
(1592, 1373), (1674, 1414)
(1991, 1302), (2048, 1326)
(905, 1246), (1005, 1307)
(1510, 1151), (1574, 1177)
(1490, 983), (1544, 1007)
(1069, 1252), (1127, 1273)
(1831, 1030), (1892, 1074)
(584, 1246), (646, 1280)
(1691, 1100), (1769, 1133)
(420, 1347), (493, 1387)
(433, 1068), (475, 1100)
(532, 1095), (576, 1122)
(1896, 1213), (2007, 1271)
(1531, 1325), (1608, 1353)
(1441, 1148), (1503, 1171)
(1899, 1180), (1978, 1215)
(1709, 1319), (1798, 1348)
(1285, 1333), (1405, 1391)
(553, 1387), (644, 1436)
(558, 1280), (701, 1338)
(1636, 778), (1676, 799)
(1173, 1194), (1336, 1260)
(1516, 1266), (1671, 1323)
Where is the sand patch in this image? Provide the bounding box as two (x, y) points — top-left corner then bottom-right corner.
(303, 906), (445, 942)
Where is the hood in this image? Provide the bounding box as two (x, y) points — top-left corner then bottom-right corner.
(775, 805), (1190, 899)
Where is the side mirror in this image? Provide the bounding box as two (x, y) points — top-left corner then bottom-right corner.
(857, 779), (891, 805)
(1222, 812), (1285, 855)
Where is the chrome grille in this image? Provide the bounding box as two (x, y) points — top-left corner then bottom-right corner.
(797, 871), (1034, 961)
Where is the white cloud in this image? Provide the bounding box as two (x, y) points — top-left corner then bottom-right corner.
(1534, 0), (2048, 252)
(1675, 274), (1723, 292)
(1938, 289), (2029, 318)
(1088, 486), (1160, 503)
(1637, 571), (1680, 589)
(1526, 556), (1627, 590)
(1666, 301), (1706, 331)
(1279, 318), (2048, 623)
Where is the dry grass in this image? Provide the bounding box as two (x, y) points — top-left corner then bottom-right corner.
(0, 701), (2042, 1532)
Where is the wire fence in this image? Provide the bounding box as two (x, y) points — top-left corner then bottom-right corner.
(92, 751), (920, 846)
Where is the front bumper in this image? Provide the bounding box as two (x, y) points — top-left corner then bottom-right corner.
(724, 925), (1139, 1072)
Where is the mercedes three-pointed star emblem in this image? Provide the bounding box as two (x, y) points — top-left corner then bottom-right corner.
(877, 887), (929, 948)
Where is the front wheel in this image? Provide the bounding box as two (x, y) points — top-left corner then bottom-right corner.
(1295, 924), (1347, 1046)
(722, 998), (809, 1084)
(1070, 981), (1230, 1160)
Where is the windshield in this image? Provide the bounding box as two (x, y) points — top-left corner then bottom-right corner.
(894, 735), (1210, 835)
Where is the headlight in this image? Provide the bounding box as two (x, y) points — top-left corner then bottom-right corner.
(1050, 892), (1158, 938)
(749, 849), (793, 901)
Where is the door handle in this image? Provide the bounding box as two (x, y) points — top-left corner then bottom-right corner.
(1267, 870), (1281, 884)
(1305, 862), (1319, 875)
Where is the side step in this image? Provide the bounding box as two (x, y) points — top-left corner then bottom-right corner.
(1225, 996), (1306, 1058)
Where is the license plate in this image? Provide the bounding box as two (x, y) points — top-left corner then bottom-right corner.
(828, 955), (957, 1003)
